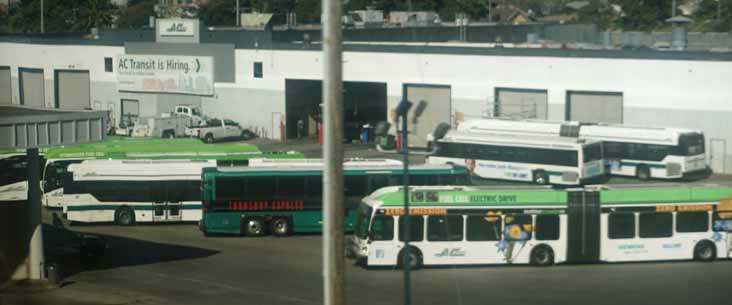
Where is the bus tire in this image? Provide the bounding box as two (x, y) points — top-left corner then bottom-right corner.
(204, 133), (215, 143)
(115, 206), (136, 226)
(533, 170), (549, 185)
(530, 245), (555, 267)
(636, 165), (651, 180)
(270, 217), (291, 237)
(398, 247), (423, 270)
(694, 240), (716, 262)
(162, 130), (175, 139)
(243, 217), (266, 237)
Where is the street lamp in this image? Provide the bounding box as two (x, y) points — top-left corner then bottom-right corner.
(373, 99), (450, 305)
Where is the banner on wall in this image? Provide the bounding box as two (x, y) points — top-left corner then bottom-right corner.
(116, 54), (214, 96)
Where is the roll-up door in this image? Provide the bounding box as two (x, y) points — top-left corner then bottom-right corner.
(55, 70), (91, 110)
(566, 91), (623, 123)
(495, 88), (548, 119)
(0, 67), (11, 105)
(19, 68), (45, 107)
(404, 84), (451, 148)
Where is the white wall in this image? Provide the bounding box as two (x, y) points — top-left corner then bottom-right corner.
(2, 42), (730, 172)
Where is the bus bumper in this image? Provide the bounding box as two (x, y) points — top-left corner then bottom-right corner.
(681, 166), (712, 181)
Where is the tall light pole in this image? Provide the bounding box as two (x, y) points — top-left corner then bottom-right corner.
(40, 0), (44, 33)
(235, 0), (240, 27)
(322, 0), (344, 304)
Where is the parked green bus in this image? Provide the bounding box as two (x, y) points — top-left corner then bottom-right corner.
(199, 159), (470, 237)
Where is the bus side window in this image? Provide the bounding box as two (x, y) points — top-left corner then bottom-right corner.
(427, 215), (464, 242)
(399, 216), (424, 242)
(410, 175), (427, 186)
(345, 176), (367, 196)
(277, 176), (305, 197)
(305, 176), (323, 197)
(370, 215), (394, 241)
(247, 177), (276, 199)
(368, 175), (389, 192)
(639, 212), (673, 238)
(608, 213), (635, 239)
(676, 211), (709, 233)
(535, 215), (560, 240)
(215, 177), (246, 200)
(466, 215), (501, 241)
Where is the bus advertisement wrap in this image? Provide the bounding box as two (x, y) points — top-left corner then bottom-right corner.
(116, 54), (214, 96)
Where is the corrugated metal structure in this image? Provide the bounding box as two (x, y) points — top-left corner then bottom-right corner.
(0, 105), (107, 150)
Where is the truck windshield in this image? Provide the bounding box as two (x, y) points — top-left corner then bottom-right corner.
(192, 108), (201, 116)
(677, 133), (705, 156)
(583, 143), (603, 163)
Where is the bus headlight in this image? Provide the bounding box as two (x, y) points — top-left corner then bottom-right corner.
(562, 171), (579, 182)
(667, 163), (681, 176)
(360, 246), (368, 256)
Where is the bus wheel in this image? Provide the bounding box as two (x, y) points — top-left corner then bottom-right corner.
(243, 217), (266, 237)
(694, 241), (716, 262)
(533, 170), (549, 185)
(204, 133), (215, 143)
(530, 245), (555, 267)
(270, 218), (291, 237)
(115, 206), (136, 226)
(398, 247), (423, 270)
(163, 130), (175, 139)
(636, 165), (651, 180)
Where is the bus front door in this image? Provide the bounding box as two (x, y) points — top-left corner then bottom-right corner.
(152, 202), (182, 222)
(566, 190), (601, 264)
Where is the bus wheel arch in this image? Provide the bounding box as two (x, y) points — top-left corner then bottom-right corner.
(398, 246), (423, 270)
(530, 244), (555, 266)
(162, 129), (175, 139)
(694, 240), (717, 262)
(204, 133), (215, 143)
(533, 170), (549, 185)
(270, 217), (292, 237)
(242, 217), (266, 237)
(636, 165), (651, 180)
(114, 206), (136, 226)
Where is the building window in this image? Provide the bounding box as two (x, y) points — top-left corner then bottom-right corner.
(253, 62), (263, 78)
(104, 57), (113, 72)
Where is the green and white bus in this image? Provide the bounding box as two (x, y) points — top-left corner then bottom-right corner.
(427, 131), (606, 185)
(199, 159), (470, 237)
(349, 184), (732, 269)
(62, 159), (215, 225)
(42, 137), (301, 208)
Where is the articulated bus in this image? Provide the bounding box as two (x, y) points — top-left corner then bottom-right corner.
(62, 159), (215, 225)
(458, 118), (709, 180)
(427, 131), (605, 185)
(348, 184), (732, 269)
(0, 153), (45, 202)
(42, 137), (301, 208)
(199, 159), (470, 237)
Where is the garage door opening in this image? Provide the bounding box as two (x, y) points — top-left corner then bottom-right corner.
(285, 79), (387, 141)
(494, 87), (547, 119)
(566, 91), (623, 124)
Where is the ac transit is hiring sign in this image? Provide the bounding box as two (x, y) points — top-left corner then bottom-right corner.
(116, 54), (214, 96)
(158, 19), (196, 37)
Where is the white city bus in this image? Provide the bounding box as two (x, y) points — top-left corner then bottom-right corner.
(61, 160), (215, 225)
(348, 184), (732, 269)
(458, 118), (709, 180)
(427, 131), (605, 185)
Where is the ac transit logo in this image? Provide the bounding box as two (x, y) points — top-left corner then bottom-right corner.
(166, 22), (188, 33)
(435, 248), (466, 257)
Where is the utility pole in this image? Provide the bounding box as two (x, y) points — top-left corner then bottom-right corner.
(27, 148), (44, 280)
(672, 0), (676, 17)
(236, 0), (240, 27)
(40, 0), (44, 33)
(322, 0), (344, 304)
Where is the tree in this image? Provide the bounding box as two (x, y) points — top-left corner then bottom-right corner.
(617, 0), (672, 31)
(199, 0), (237, 27)
(78, 0), (115, 31)
(116, 0), (155, 29)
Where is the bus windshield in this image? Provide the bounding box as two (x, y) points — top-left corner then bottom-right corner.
(677, 133), (705, 156)
(355, 204), (372, 239)
(583, 143), (603, 163)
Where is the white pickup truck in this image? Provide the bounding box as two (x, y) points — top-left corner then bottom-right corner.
(188, 118), (256, 143)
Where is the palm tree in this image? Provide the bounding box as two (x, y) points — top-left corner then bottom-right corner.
(79, 0), (115, 31)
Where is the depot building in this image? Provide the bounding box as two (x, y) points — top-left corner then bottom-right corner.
(0, 19), (730, 174)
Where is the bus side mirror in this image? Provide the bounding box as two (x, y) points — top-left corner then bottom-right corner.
(432, 123), (451, 141)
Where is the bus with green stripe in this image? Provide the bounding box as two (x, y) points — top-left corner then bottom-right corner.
(348, 183), (732, 269)
(427, 131), (606, 185)
(42, 137), (301, 207)
(62, 159), (216, 225)
(199, 159), (470, 237)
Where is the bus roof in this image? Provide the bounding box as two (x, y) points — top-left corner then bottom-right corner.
(248, 158), (402, 167)
(441, 131), (600, 149)
(68, 159), (215, 181)
(207, 162), (467, 176)
(43, 137), (301, 161)
(590, 183), (732, 205)
(579, 124), (701, 145)
(363, 185), (567, 208)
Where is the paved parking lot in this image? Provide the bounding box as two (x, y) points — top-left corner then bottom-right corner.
(4, 221), (732, 305)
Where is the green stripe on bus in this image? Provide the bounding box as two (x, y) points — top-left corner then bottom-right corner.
(620, 161), (666, 169)
(600, 187), (732, 204)
(377, 190), (568, 207)
(66, 204), (203, 211)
